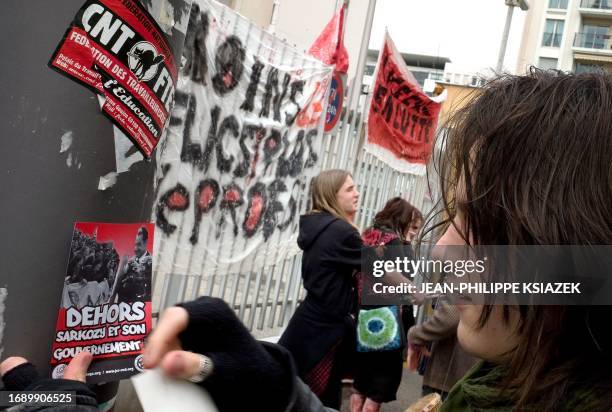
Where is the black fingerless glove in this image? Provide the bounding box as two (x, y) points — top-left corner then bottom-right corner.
(178, 297), (292, 412)
(2, 363), (97, 411)
(2, 363), (40, 391)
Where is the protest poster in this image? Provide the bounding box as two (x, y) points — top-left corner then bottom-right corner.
(153, 0), (333, 278)
(51, 222), (154, 383)
(308, 4), (349, 134)
(48, 0), (190, 158)
(324, 71), (346, 134)
(366, 32), (446, 175)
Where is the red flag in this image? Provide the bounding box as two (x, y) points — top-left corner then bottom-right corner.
(308, 5), (349, 74)
(366, 32), (446, 175)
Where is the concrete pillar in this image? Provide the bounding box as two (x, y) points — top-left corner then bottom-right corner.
(0, 0), (156, 377)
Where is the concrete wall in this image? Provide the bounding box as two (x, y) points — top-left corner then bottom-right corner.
(516, 0), (549, 72)
(560, 0), (582, 71)
(0, 0), (156, 376)
(436, 83), (480, 126)
(229, 0), (373, 85)
(232, 0), (275, 29)
(231, 0), (377, 86)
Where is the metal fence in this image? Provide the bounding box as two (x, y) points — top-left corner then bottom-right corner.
(152, 0), (431, 336)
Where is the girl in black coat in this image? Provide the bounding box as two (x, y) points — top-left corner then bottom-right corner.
(351, 197), (422, 412)
(279, 169), (362, 409)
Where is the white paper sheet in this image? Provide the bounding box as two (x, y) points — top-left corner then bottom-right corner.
(131, 368), (218, 412)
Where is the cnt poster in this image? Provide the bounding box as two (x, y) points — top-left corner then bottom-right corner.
(50, 222), (154, 383)
(48, 0), (187, 158)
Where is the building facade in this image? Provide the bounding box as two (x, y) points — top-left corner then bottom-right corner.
(516, 0), (612, 73)
(227, 0), (372, 82)
(363, 50), (450, 90)
(442, 63), (490, 87)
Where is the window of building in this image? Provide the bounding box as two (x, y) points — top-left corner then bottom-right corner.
(542, 19), (565, 47)
(548, 0), (568, 9)
(364, 65), (375, 76)
(470, 76), (482, 87)
(538, 57), (558, 70)
(575, 62), (603, 73)
(583, 0), (612, 10)
(428, 72), (443, 81)
(412, 71), (429, 87)
(582, 25), (608, 49)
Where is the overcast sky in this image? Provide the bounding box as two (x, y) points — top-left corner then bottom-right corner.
(368, 0), (528, 74)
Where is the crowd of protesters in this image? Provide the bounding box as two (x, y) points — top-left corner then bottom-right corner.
(62, 229), (120, 309)
(67, 230), (120, 286)
(2, 69), (612, 411)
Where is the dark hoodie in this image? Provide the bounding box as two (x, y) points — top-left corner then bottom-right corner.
(296, 211), (362, 318)
(280, 212), (363, 391)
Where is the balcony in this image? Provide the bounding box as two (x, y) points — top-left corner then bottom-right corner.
(573, 33), (612, 63)
(574, 32), (612, 49)
(579, 0), (612, 18)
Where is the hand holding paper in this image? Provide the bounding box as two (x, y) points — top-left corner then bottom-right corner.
(132, 368), (218, 412)
(143, 306), (203, 380)
(143, 297), (292, 412)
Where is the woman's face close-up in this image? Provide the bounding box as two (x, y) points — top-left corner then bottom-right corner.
(436, 214), (520, 362)
(456, 304), (520, 362)
(336, 175), (360, 218)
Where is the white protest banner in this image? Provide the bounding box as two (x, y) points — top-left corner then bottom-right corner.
(153, 0), (333, 277)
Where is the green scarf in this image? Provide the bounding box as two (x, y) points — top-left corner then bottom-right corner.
(440, 361), (513, 412)
(440, 361), (603, 412)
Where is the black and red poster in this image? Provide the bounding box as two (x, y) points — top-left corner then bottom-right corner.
(51, 222), (154, 383)
(49, 0), (181, 157)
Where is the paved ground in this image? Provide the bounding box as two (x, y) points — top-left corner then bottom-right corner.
(341, 368), (424, 412)
(115, 361), (424, 412)
(115, 380), (143, 412)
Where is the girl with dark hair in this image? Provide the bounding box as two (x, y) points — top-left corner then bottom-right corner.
(351, 197), (422, 412)
(364, 197), (422, 244)
(3, 70), (612, 412)
(427, 69), (612, 411)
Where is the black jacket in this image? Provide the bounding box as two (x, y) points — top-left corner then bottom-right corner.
(279, 212), (362, 378)
(296, 212), (362, 318)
